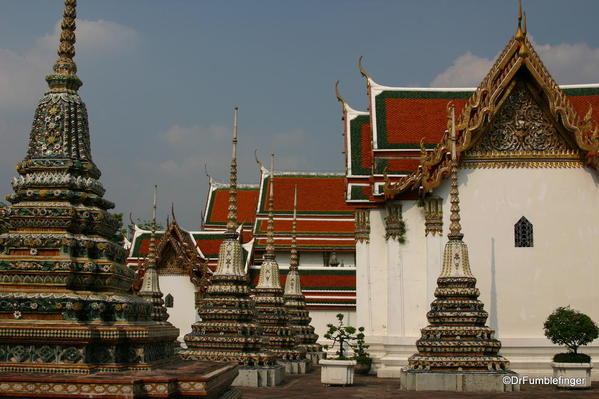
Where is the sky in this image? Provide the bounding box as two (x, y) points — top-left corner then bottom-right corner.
(1, 0), (599, 230)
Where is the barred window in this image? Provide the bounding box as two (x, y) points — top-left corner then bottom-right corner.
(515, 217), (533, 247)
(165, 294), (174, 308)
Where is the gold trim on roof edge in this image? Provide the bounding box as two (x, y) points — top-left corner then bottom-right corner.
(384, 31), (599, 199)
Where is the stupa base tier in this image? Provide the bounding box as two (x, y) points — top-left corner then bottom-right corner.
(0, 321), (179, 373)
(400, 369), (520, 392)
(0, 360), (241, 398)
(408, 355), (510, 371)
(0, 321), (179, 342)
(179, 349), (276, 366)
(232, 365), (285, 387)
(277, 358), (311, 374)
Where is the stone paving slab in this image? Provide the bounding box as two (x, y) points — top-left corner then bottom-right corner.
(239, 367), (599, 399)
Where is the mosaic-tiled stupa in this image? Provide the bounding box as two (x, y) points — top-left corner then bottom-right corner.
(137, 185), (169, 323)
(401, 106), (516, 392)
(0, 0), (180, 374)
(253, 157), (307, 373)
(181, 109), (277, 368)
(283, 186), (323, 363)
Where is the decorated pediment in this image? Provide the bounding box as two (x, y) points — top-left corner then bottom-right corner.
(462, 80), (583, 168)
(383, 16), (599, 199)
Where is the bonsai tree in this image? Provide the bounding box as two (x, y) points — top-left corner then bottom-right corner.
(544, 306), (599, 363)
(323, 313), (356, 359)
(323, 314), (371, 366)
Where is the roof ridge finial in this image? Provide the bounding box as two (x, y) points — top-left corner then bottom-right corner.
(515, 0), (526, 41)
(335, 80), (346, 106)
(289, 184), (299, 272)
(47, 0), (82, 91)
(226, 107), (239, 235)
(358, 56), (371, 80)
(264, 154), (276, 260)
(447, 104), (463, 241)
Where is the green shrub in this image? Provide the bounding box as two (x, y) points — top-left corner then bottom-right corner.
(553, 352), (591, 363)
(544, 306), (598, 357)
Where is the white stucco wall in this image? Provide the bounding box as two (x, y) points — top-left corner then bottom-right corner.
(358, 166), (599, 378)
(159, 275), (198, 341)
(436, 167), (599, 339)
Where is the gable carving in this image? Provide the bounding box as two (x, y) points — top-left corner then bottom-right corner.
(463, 82), (582, 167)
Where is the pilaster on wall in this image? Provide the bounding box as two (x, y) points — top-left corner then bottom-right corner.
(424, 198), (444, 305)
(367, 209), (388, 335)
(354, 209), (372, 333)
(384, 201), (406, 242)
(424, 198), (443, 237)
(385, 202), (405, 336)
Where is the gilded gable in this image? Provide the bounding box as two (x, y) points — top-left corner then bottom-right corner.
(462, 81), (583, 168)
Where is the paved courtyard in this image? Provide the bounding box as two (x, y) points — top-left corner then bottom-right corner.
(239, 367), (599, 399)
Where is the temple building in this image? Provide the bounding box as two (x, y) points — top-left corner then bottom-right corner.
(127, 168), (358, 341)
(339, 6), (599, 379)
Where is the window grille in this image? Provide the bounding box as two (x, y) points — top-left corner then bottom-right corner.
(515, 217), (533, 247)
(165, 294), (174, 308)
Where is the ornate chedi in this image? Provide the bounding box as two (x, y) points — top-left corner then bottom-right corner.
(401, 106), (517, 392)
(283, 185), (323, 363)
(0, 0), (180, 374)
(137, 185), (169, 323)
(254, 157), (307, 373)
(181, 109), (282, 387)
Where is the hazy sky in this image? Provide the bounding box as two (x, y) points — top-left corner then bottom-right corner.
(1, 1), (599, 229)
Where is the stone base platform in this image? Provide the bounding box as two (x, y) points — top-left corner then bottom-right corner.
(233, 365), (285, 387)
(277, 359), (312, 374)
(400, 369), (520, 392)
(0, 360), (240, 398)
(306, 352), (326, 364)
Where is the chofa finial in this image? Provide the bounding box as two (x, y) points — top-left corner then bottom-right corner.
(335, 80), (346, 105)
(358, 56), (370, 80)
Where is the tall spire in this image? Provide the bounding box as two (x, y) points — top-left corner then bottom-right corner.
(47, 0), (82, 91)
(226, 107), (239, 235)
(265, 154), (276, 260)
(447, 104), (463, 241)
(289, 185), (299, 272)
(515, 0), (527, 42)
(283, 185), (323, 362)
(148, 185), (158, 269)
(139, 185), (169, 322)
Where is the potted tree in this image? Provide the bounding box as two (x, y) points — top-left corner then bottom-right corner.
(320, 314), (359, 385)
(544, 306), (598, 388)
(353, 326), (372, 375)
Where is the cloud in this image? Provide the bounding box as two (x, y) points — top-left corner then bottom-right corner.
(430, 52), (492, 87)
(0, 19), (139, 109)
(431, 40), (599, 87)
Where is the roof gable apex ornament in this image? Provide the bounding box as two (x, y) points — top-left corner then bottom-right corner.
(335, 80), (347, 113)
(382, 7), (599, 199)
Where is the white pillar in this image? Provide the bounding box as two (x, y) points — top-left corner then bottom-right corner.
(354, 209), (372, 333)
